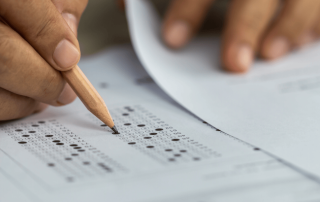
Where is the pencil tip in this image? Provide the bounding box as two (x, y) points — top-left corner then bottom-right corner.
(111, 126), (120, 134)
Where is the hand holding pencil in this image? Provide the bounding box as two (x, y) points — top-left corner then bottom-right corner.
(0, 0), (86, 120)
(0, 0), (118, 132)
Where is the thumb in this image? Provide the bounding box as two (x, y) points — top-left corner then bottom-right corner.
(62, 13), (78, 36)
(52, 0), (88, 37)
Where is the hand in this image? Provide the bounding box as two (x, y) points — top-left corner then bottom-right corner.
(162, 0), (320, 73)
(0, 0), (88, 121)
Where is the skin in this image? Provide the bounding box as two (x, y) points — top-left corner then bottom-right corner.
(162, 0), (320, 72)
(0, 0), (88, 121)
(2, 0), (320, 121)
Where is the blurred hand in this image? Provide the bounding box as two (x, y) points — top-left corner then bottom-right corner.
(0, 0), (87, 121)
(162, 0), (320, 73)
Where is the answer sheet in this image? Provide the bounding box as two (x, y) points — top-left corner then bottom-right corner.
(127, 0), (320, 179)
(1, 46), (320, 202)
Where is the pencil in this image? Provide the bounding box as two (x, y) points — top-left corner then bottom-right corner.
(62, 65), (119, 134)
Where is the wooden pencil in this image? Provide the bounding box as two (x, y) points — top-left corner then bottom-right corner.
(62, 65), (119, 134)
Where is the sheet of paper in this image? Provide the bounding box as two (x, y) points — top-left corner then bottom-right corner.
(1, 45), (320, 201)
(126, 0), (320, 179)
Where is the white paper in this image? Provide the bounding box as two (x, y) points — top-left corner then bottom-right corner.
(126, 0), (320, 179)
(1, 46), (320, 202)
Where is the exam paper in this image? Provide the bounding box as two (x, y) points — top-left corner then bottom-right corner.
(1, 46), (320, 202)
(126, 0), (320, 179)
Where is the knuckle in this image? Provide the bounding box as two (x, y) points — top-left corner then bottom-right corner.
(0, 32), (16, 75)
(238, 12), (267, 33)
(82, 0), (89, 7)
(74, 0), (89, 17)
(53, 0), (88, 16)
(34, 16), (59, 39)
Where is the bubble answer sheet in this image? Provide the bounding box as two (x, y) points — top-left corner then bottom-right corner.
(2, 46), (320, 202)
(127, 0), (320, 180)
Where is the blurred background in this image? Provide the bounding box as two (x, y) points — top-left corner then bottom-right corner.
(78, 0), (229, 56)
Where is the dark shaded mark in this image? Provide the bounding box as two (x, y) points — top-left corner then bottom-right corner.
(83, 162), (90, 165)
(101, 124), (107, 127)
(18, 141), (27, 144)
(78, 149), (85, 152)
(74, 147), (81, 149)
(15, 129), (23, 132)
(98, 163), (113, 172)
(254, 148), (260, 151)
(32, 125), (39, 127)
(144, 137), (152, 139)
(103, 167), (112, 172)
(128, 109), (134, 112)
(203, 121), (207, 124)
(136, 77), (154, 84)
(56, 143), (64, 145)
(150, 133), (157, 135)
(66, 177), (74, 182)
(70, 144), (77, 147)
(165, 149), (172, 152)
(112, 132), (120, 135)
(172, 139), (180, 141)
(100, 82), (108, 88)
(146, 146), (154, 148)
(124, 123), (131, 126)
(168, 158), (175, 161)
(124, 106), (131, 109)
(216, 129), (221, 131)
(65, 158), (72, 161)
(71, 154), (78, 156)
(111, 126), (119, 134)
(174, 154), (181, 157)
(28, 131), (36, 133)
(22, 135), (29, 137)
(128, 142), (136, 145)
(38, 121), (45, 124)
(155, 128), (163, 131)
(48, 163), (55, 167)
(122, 113), (129, 116)
(193, 157), (201, 161)
(138, 124), (145, 127)
(180, 150), (187, 153)
(45, 135), (53, 137)
(52, 140), (60, 143)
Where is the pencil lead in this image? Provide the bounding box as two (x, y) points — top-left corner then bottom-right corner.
(111, 126), (120, 134)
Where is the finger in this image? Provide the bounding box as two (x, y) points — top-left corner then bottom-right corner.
(163, 0), (214, 49)
(261, 0), (320, 59)
(222, 0), (278, 73)
(51, 0), (87, 102)
(0, 88), (47, 121)
(52, 0), (88, 36)
(315, 11), (320, 39)
(0, 21), (76, 106)
(0, 0), (81, 71)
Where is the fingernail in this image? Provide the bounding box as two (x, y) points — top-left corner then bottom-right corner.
(57, 83), (77, 105)
(268, 37), (289, 59)
(62, 13), (78, 35)
(235, 44), (253, 72)
(165, 21), (190, 48)
(53, 39), (80, 69)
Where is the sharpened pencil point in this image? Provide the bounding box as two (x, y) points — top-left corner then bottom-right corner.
(111, 126), (119, 134)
